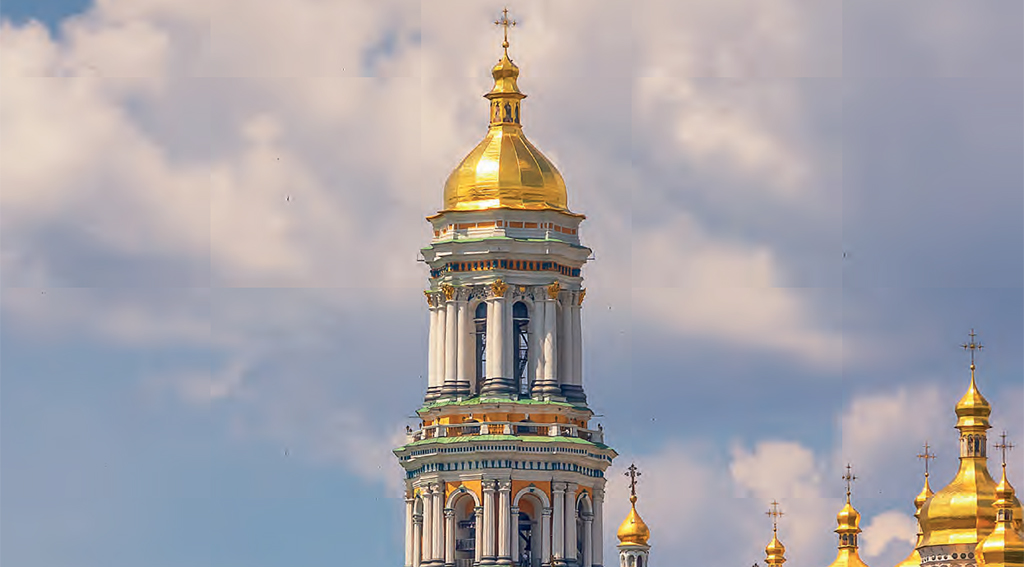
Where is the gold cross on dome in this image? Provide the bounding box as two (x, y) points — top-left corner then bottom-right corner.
(994, 431), (1016, 467)
(962, 329), (984, 368)
(766, 500), (784, 532)
(917, 441), (937, 477)
(843, 464), (858, 498)
(494, 7), (516, 52)
(625, 463), (641, 497)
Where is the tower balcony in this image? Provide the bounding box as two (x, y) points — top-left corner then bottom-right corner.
(405, 419), (605, 445)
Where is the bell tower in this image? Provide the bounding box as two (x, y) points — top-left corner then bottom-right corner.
(394, 10), (617, 567)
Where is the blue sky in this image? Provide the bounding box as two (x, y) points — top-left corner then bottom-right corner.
(1, 1), (1022, 566)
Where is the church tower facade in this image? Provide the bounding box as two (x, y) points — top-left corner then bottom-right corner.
(394, 11), (617, 567)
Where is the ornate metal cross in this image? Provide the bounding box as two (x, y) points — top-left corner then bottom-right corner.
(995, 431), (1016, 467)
(494, 7), (517, 50)
(962, 329), (984, 367)
(917, 441), (937, 477)
(766, 500), (784, 532)
(843, 463), (858, 498)
(625, 463), (641, 497)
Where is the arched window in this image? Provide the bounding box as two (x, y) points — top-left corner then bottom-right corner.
(512, 302), (530, 395)
(475, 303), (488, 393)
(637, 556), (644, 567)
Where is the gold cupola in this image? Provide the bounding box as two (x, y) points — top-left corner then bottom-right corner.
(765, 500), (787, 566)
(617, 463), (651, 547)
(441, 10), (569, 213)
(827, 465), (871, 567)
(975, 437), (1024, 567)
(920, 331), (999, 546)
(896, 444), (936, 567)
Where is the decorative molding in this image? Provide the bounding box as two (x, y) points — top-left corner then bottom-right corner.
(547, 281), (561, 299)
(440, 283), (456, 301)
(491, 279), (508, 298)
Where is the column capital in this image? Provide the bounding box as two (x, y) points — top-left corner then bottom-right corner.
(542, 506), (553, 517)
(498, 480), (513, 493)
(482, 479), (498, 492)
(592, 487), (604, 501)
(475, 506), (484, 517)
(565, 482), (579, 492)
(444, 508), (455, 518)
(552, 481), (567, 493)
(413, 513), (424, 523)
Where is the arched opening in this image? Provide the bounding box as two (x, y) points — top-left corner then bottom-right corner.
(516, 494), (544, 567)
(452, 493), (477, 566)
(474, 302), (487, 394)
(512, 302), (530, 395)
(576, 493), (593, 565)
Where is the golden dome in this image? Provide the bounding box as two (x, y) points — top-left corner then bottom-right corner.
(895, 474), (933, 567)
(975, 465), (1024, 566)
(919, 369), (998, 546)
(441, 43), (569, 213)
(955, 370), (992, 430)
(765, 532), (786, 566)
(836, 500), (861, 531)
(827, 476), (871, 567)
(617, 495), (651, 546)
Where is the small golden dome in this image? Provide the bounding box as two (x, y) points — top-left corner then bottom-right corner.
(836, 500), (861, 531)
(955, 371), (992, 430)
(765, 532), (786, 566)
(617, 495), (651, 546)
(975, 465), (1024, 566)
(895, 476), (932, 567)
(441, 42), (570, 213)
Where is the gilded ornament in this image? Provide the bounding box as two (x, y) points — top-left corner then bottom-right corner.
(491, 279), (508, 298)
(578, 288), (586, 305)
(441, 283), (456, 301)
(423, 290), (433, 306)
(547, 281), (561, 299)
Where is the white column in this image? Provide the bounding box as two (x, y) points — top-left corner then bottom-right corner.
(483, 481), (497, 563)
(542, 299), (557, 383)
(552, 483), (565, 561)
(509, 506), (520, 564)
(486, 299), (500, 382)
(497, 298), (512, 379)
(414, 513), (424, 567)
(498, 481), (512, 564)
(445, 509), (456, 567)
(560, 296), (573, 387)
(428, 305), (438, 391)
(457, 300), (471, 390)
(582, 515), (593, 567)
(564, 484), (577, 564)
(541, 507), (552, 566)
(571, 302), (583, 387)
(434, 485), (445, 563)
(435, 306), (447, 389)
(530, 298), (544, 385)
(406, 496), (416, 567)
(475, 507), (485, 565)
(445, 301), (459, 390)
(423, 489), (434, 563)
(593, 489), (604, 567)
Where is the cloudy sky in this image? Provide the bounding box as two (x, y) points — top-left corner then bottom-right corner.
(1, 1), (1022, 565)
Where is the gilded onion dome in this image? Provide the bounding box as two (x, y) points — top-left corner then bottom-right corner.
(976, 463), (1024, 566)
(919, 361), (1000, 546)
(765, 531), (787, 566)
(895, 470), (933, 567)
(765, 501), (786, 566)
(617, 494), (651, 546)
(828, 467), (871, 567)
(441, 32), (569, 212)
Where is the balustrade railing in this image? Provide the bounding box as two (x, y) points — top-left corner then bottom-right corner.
(406, 420), (604, 444)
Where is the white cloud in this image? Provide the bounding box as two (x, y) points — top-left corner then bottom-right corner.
(861, 510), (917, 559)
(632, 215), (846, 370)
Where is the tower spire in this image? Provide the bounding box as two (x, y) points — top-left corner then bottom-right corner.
(617, 463), (651, 565)
(827, 465), (871, 566)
